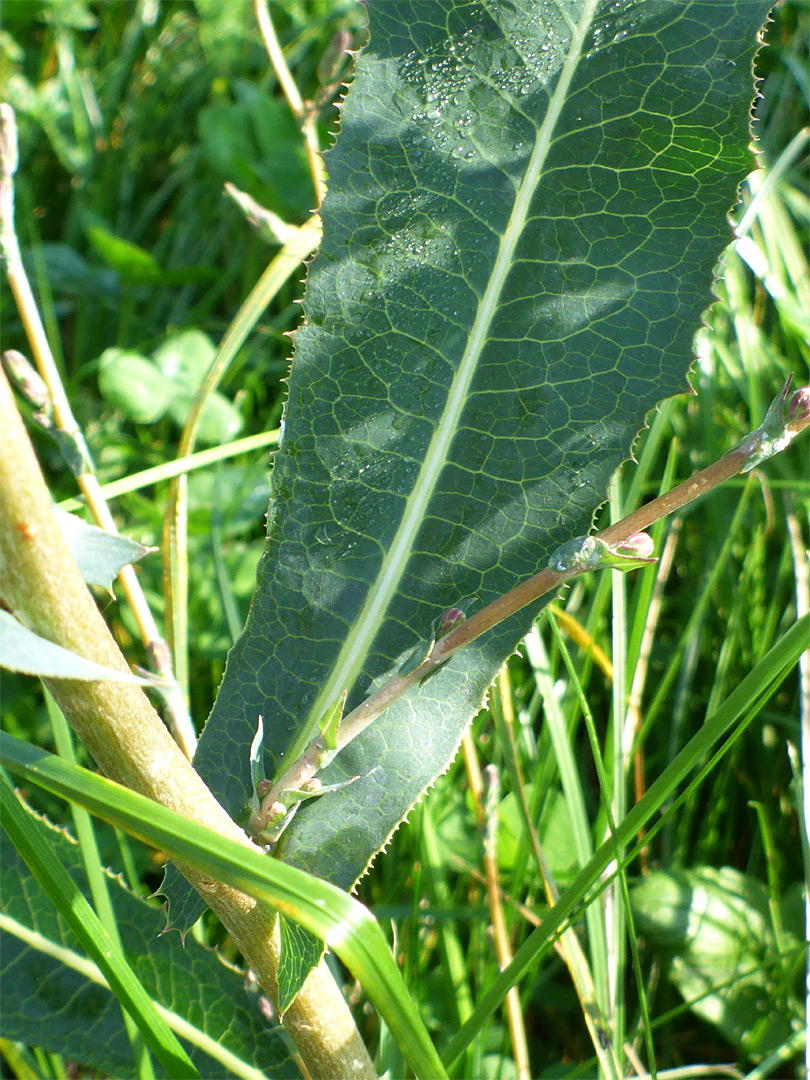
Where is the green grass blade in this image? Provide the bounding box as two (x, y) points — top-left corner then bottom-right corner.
(58, 430), (280, 512)
(45, 691), (156, 1079)
(545, 614), (657, 1078)
(442, 612), (809, 1067)
(524, 627), (609, 1014)
(0, 734), (446, 1080)
(0, 773), (200, 1080)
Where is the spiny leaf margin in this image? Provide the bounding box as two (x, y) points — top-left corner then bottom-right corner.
(180, 1), (771, 917)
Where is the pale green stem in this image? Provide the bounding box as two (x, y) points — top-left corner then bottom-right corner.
(163, 214), (321, 699)
(59, 430), (280, 511)
(254, 0), (327, 206)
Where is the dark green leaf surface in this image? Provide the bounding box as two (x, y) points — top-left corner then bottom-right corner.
(0, 775), (199, 1078)
(182, 0), (769, 912)
(0, 799), (298, 1079)
(277, 916), (324, 1016)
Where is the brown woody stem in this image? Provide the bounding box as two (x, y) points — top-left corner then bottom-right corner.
(264, 406), (810, 810)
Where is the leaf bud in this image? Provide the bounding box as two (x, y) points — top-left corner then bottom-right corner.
(2, 349), (52, 417)
(435, 595), (479, 636)
(266, 801), (288, 824)
(614, 532), (654, 560)
(549, 533), (656, 574)
(740, 376), (804, 472)
(785, 386), (810, 427)
(437, 606), (466, 634)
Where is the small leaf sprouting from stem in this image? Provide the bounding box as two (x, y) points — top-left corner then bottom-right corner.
(319, 689), (347, 752)
(248, 715), (266, 814)
(398, 633), (436, 677)
(248, 691), (354, 844)
(548, 532), (657, 574)
(738, 376), (808, 473)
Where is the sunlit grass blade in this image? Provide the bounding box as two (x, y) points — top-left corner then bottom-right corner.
(544, 615), (657, 1080)
(493, 654), (621, 1079)
(524, 629), (610, 1018)
(45, 690), (156, 1079)
(58, 430), (280, 512)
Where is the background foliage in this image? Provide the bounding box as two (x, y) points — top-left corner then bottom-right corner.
(1, 1), (808, 1078)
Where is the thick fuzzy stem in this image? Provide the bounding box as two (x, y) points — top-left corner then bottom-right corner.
(0, 368), (376, 1080)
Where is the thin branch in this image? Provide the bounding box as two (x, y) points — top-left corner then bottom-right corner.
(482, 760), (532, 1080)
(259, 401), (810, 815)
(254, 0), (327, 207)
(58, 429), (281, 511)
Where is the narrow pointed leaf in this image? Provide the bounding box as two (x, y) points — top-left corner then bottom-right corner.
(55, 507), (155, 591)
(0, 610), (157, 685)
(182, 0), (770, 919)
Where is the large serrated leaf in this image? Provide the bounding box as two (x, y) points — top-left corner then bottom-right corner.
(173, 0), (770, 923)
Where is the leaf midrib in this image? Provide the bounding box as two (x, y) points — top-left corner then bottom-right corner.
(304, 0), (597, 732)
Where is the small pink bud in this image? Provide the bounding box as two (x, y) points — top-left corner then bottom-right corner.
(303, 778), (322, 793)
(256, 779), (272, 797)
(786, 387), (810, 426)
(437, 606), (466, 634)
(615, 532), (654, 560)
(435, 596), (478, 636)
